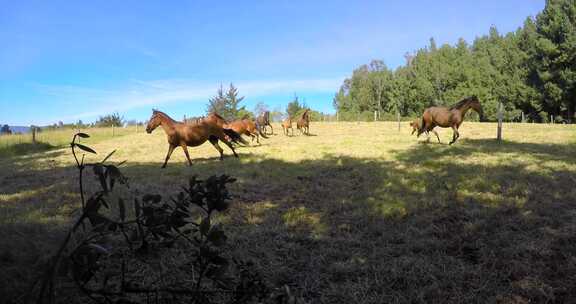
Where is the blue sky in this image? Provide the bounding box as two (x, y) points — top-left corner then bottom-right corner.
(1, 0), (544, 126)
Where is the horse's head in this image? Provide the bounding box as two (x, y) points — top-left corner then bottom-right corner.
(146, 110), (162, 133)
(468, 96), (484, 120)
(302, 109), (310, 120)
(410, 119), (419, 135)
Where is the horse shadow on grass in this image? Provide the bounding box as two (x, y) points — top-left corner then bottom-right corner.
(2, 140), (576, 303)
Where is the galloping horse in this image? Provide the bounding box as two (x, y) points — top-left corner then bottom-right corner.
(206, 113), (267, 144)
(282, 117), (293, 136)
(146, 110), (247, 168)
(296, 109), (310, 135)
(256, 111), (273, 135)
(417, 96), (483, 145)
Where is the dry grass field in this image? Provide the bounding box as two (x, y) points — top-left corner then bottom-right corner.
(1, 121), (576, 303)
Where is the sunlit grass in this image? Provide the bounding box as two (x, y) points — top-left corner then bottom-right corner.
(0, 125), (140, 158)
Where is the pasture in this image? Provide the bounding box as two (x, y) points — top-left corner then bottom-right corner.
(2, 121), (576, 303)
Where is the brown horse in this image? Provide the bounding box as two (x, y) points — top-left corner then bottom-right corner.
(281, 117), (293, 136)
(296, 109), (310, 135)
(256, 111), (273, 135)
(417, 96), (483, 145)
(146, 110), (247, 168)
(206, 113), (267, 144)
(410, 118), (440, 142)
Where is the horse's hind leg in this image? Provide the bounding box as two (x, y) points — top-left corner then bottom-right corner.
(208, 137), (225, 160)
(215, 134), (239, 158)
(181, 144), (192, 166)
(162, 144), (176, 168)
(432, 129), (441, 143)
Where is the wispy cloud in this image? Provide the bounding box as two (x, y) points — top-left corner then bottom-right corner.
(37, 77), (344, 122)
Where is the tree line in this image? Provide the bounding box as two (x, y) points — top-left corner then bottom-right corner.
(206, 83), (328, 122)
(334, 0), (576, 123)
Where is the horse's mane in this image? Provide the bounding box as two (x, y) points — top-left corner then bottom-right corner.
(153, 109), (178, 123)
(449, 96), (477, 110)
(209, 112), (227, 121)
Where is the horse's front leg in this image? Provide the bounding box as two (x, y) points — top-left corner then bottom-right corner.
(449, 126), (459, 145)
(181, 144), (192, 166)
(162, 144), (176, 168)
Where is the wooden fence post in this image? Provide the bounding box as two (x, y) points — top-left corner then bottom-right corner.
(32, 127), (36, 144)
(521, 112), (525, 123)
(374, 111), (377, 122)
(497, 102), (503, 141)
(397, 110), (401, 132)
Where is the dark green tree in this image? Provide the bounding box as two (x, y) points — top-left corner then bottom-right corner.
(286, 95), (304, 118)
(207, 83), (245, 121)
(1, 124), (12, 135)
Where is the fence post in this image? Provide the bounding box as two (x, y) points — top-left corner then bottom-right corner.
(32, 127), (36, 144)
(374, 111), (377, 122)
(397, 110), (401, 132)
(336, 112), (339, 122)
(112, 125), (115, 137)
(521, 112), (525, 123)
(497, 102), (503, 141)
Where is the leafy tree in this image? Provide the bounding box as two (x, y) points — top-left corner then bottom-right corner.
(0, 124), (11, 135)
(207, 85), (228, 117)
(334, 0), (576, 122)
(236, 106), (253, 119)
(286, 95), (304, 118)
(207, 83), (245, 121)
(96, 112), (124, 127)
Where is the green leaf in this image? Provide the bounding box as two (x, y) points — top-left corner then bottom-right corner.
(74, 143), (97, 154)
(100, 149), (116, 164)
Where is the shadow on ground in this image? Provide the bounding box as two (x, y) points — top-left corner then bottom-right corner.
(2, 139), (576, 303)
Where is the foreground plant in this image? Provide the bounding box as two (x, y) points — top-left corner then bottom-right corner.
(32, 133), (302, 304)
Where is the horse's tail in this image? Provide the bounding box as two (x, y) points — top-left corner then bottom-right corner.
(256, 122), (268, 139)
(223, 128), (249, 146)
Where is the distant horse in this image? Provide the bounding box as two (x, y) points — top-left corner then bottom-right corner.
(146, 110), (247, 168)
(296, 109), (310, 135)
(206, 113), (267, 144)
(417, 96), (483, 145)
(256, 111), (273, 135)
(410, 118), (440, 142)
(281, 117), (293, 136)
